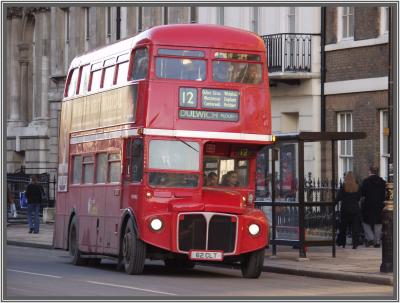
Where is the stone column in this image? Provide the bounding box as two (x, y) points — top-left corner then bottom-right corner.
(7, 8), (23, 126)
(32, 7), (51, 125)
(17, 43), (32, 125)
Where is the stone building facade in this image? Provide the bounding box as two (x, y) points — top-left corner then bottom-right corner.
(324, 6), (390, 181)
(5, 6), (195, 186)
(6, 5), (392, 191)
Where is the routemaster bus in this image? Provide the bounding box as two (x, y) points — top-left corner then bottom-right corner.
(54, 24), (272, 278)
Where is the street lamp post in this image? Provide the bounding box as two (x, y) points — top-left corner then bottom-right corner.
(380, 6), (393, 274)
(380, 164), (393, 273)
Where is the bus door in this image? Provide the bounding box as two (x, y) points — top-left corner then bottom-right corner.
(122, 137), (144, 221)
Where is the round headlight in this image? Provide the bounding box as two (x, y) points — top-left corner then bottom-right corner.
(150, 218), (163, 231)
(248, 223), (260, 236)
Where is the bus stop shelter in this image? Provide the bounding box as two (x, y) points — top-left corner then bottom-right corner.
(255, 131), (366, 258)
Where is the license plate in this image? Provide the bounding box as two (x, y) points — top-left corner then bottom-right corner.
(189, 250), (223, 261)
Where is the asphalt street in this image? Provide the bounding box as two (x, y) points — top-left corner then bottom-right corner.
(5, 245), (393, 299)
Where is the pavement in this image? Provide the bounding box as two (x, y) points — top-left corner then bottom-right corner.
(6, 222), (394, 286)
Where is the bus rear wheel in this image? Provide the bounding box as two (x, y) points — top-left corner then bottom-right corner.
(69, 216), (87, 266)
(240, 248), (265, 279)
(122, 219), (146, 275)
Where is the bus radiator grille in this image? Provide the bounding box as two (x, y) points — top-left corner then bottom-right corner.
(208, 215), (236, 253)
(178, 214), (207, 251)
(178, 214), (236, 253)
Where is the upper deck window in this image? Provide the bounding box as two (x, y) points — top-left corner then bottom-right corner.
(213, 61), (262, 84)
(78, 65), (90, 95)
(215, 52), (261, 61)
(158, 48), (205, 58)
(90, 62), (103, 91)
(132, 48), (149, 80)
(103, 58), (116, 88)
(116, 53), (129, 84)
(66, 68), (79, 97)
(156, 58), (206, 81)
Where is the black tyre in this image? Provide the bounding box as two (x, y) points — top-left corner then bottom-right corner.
(240, 248), (265, 279)
(69, 216), (87, 266)
(164, 259), (195, 270)
(122, 219), (146, 275)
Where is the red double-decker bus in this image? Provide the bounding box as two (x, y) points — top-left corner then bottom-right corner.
(54, 24), (272, 278)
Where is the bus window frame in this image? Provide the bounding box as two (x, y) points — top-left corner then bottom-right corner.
(65, 67), (80, 98)
(82, 154), (95, 184)
(71, 154), (83, 185)
(108, 152), (122, 184)
(95, 152), (108, 184)
(124, 137), (144, 183)
(102, 57), (117, 89)
(153, 45), (207, 82)
(89, 61), (104, 92)
(129, 46), (150, 81)
(76, 64), (91, 95)
(146, 137), (202, 189)
(116, 53), (129, 85)
(211, 49), (264, 85)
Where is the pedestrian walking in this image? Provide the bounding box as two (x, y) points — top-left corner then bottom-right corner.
(361, 166), (386, 248)
(335, 171), (362, 249)
(25, 175), (44, 234)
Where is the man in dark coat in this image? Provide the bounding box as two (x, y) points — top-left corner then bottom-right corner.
(361, 166), (386, 248)
(25, 175), (44, 234)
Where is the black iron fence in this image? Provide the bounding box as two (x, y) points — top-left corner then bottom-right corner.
(256, 173), (365, 251)
(7, 169), (56, 213)
(261, 33), (317, 73)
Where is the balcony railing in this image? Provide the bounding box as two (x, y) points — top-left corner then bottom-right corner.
(261, 33), (318, 74)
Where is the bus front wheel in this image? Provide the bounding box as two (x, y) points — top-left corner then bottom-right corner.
(69, 216), (87, 266)
(122, 219), (146, 275)
(240, 249), (265, 279)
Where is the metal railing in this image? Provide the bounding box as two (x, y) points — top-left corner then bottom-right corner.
(261, 33), (318, 73)
(7, 169), (56, 214)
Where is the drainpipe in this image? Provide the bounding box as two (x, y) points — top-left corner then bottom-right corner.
(320, 7), (326, 132)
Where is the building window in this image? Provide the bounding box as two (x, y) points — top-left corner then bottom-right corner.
(84, 7), (89, 41)
(64, 8), (70, 71)
(380, 110), (389, 180)
(64, 8), (70, 43)
(252, 7), (259, 33)
(288, 7), (296, 33)
(116, 7), (121, 40)
(106, 7), (112, 38)
(218, 7), (224, 25)
(339, 7), (354, 39)
(381, 7), (389, 35)
(337, 112), (353, 180)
